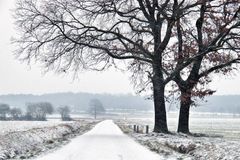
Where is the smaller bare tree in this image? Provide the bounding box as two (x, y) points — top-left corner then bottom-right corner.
(10, 108), (22, 120)
(58, 106), (71, 121)
(88, 99), (105, 119)
(26, 102), (54, 121)
(0, 104), (10, 120)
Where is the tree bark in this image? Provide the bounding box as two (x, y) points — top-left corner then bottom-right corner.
(152, 68), (168, 133)
(177, 91), (192, 133)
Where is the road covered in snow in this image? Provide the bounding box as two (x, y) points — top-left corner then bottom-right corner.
(35, 120), (166, 160)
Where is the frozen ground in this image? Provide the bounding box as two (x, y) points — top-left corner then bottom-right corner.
(35, 120), (176, 160)
(1, 112), (240, 160)
(0, 120), (98, 160)
(116, 119), (240, 160)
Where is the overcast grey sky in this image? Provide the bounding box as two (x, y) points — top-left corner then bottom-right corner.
(0, 0), (239, 95)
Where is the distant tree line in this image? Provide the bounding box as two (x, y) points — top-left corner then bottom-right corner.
(0, 102), (72, 121)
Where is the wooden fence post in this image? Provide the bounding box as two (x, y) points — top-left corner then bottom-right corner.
(146, 125), (149, 134)
(133, 125), (136, 132)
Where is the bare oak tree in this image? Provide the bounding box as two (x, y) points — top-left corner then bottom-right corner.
(169, 0), (240, 133)
(14, 0), (189, 132)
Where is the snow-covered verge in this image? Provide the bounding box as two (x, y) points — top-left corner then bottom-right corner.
(0, 120), (99, 160)
(115, 120), (240, 160)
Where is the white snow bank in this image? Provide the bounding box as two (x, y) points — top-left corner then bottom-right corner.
(0, 120), (98, 160)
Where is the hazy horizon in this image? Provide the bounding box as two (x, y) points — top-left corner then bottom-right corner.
(0, 92), (240, 114)
(0, 91), (240, 97)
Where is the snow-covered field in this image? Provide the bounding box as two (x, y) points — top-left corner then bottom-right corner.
(0, 120), (98, 160)
(116, 117), (240, 160)
(1, 112), (240, 160)
(124, 112), (240, 139)
(0, 120), (72, 136)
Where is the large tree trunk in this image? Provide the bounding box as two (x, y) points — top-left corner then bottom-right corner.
(177, 91), (192, 133)
(152, 68), (168, 133)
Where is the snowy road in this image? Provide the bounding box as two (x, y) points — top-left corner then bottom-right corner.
(35, 120), (165, 160)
